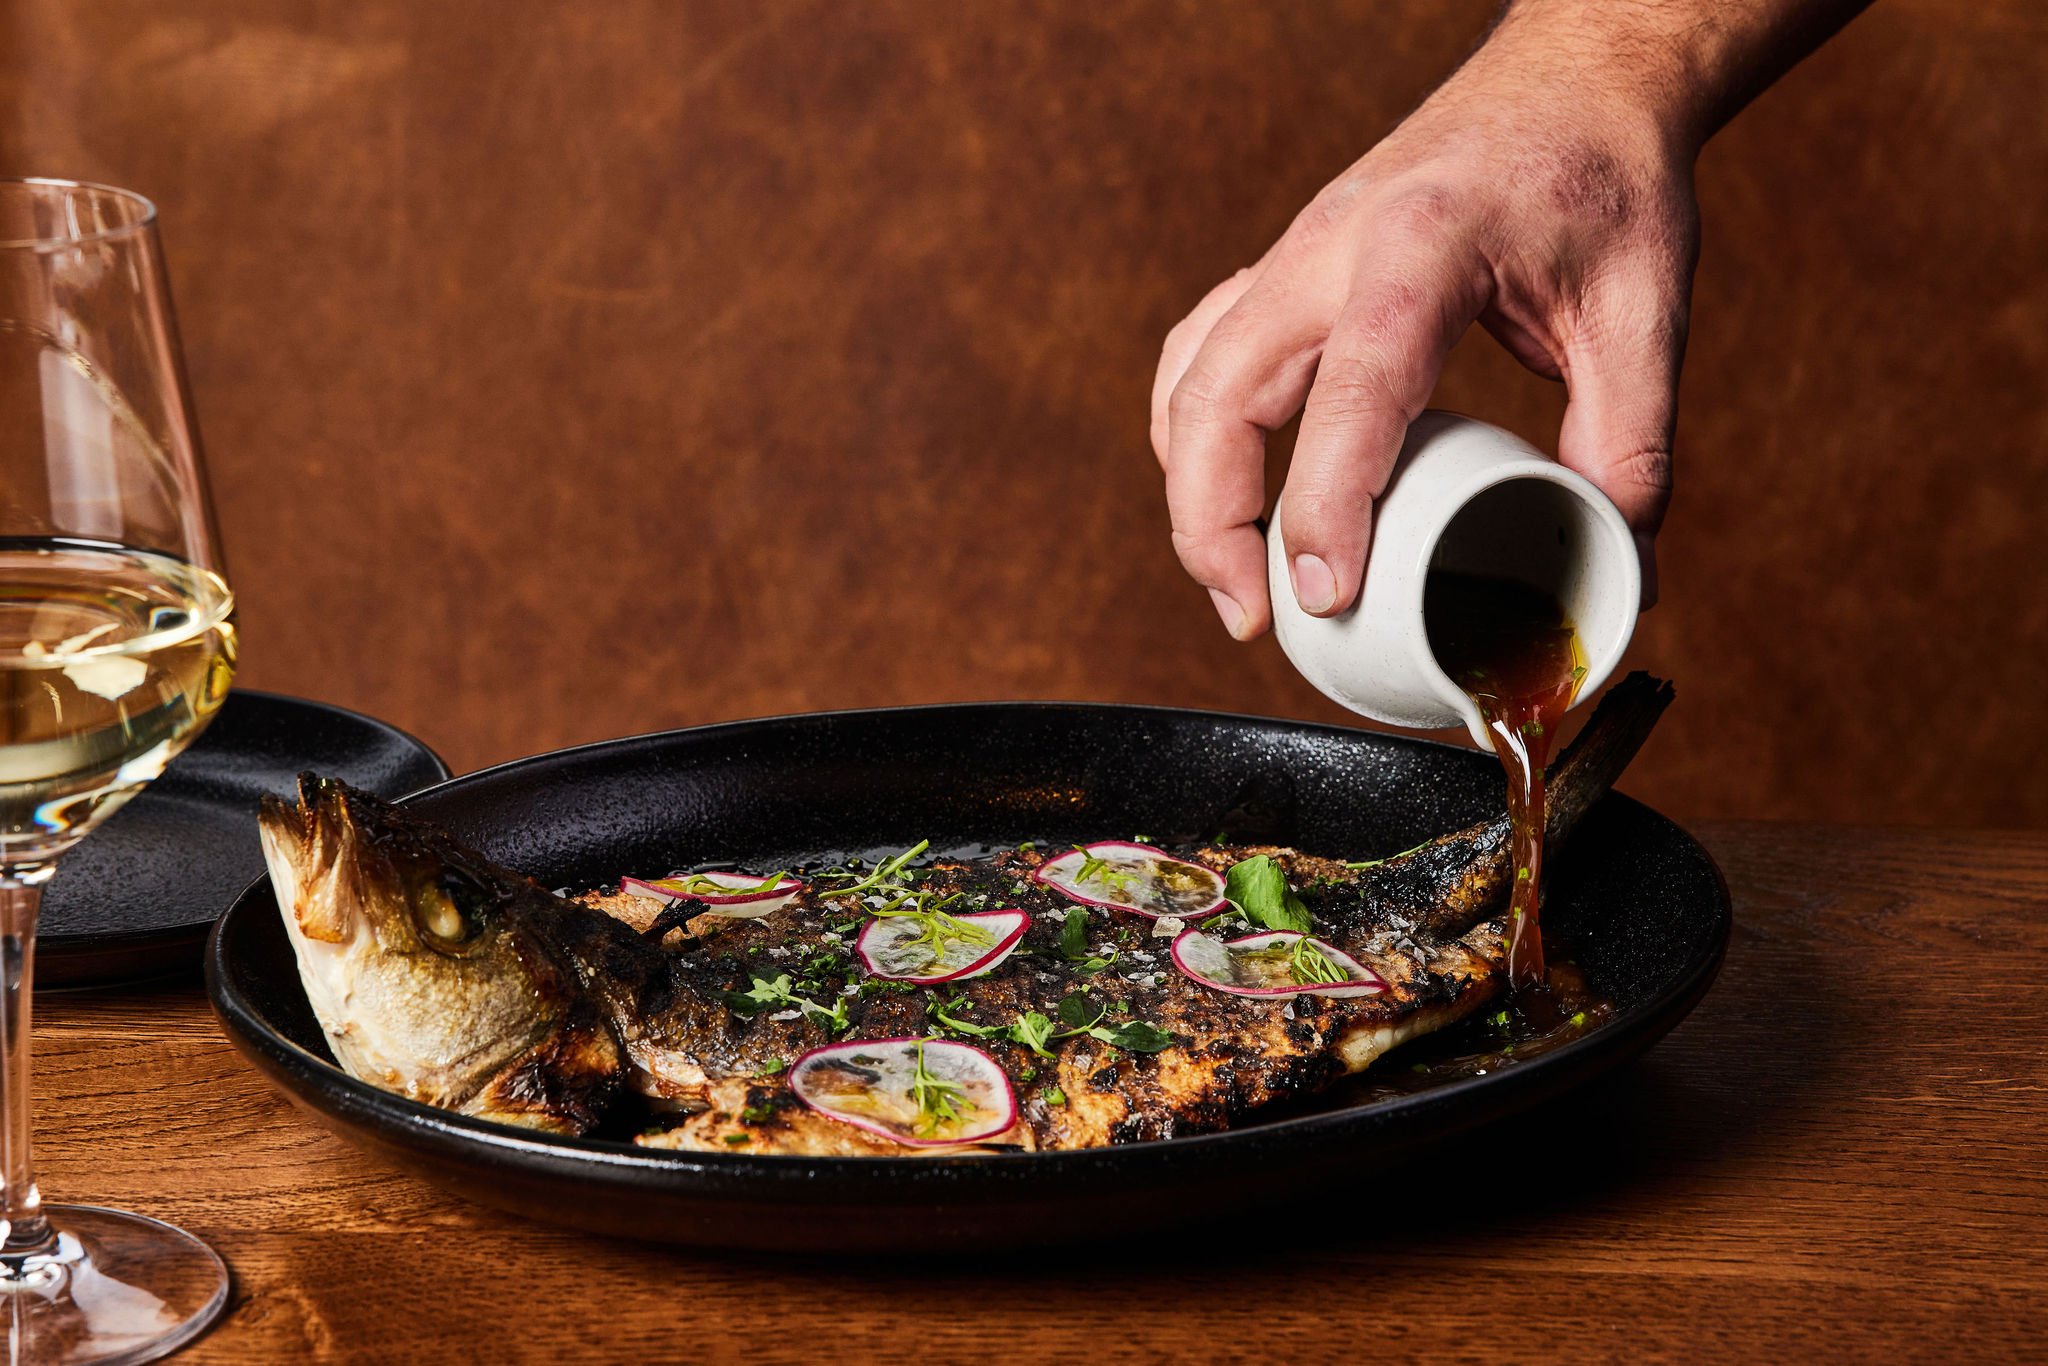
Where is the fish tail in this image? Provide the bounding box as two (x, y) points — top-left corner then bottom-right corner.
(1543, 672), (1676, 843)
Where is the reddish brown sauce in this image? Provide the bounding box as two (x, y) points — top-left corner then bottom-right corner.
(1424, 571), (1585, 990)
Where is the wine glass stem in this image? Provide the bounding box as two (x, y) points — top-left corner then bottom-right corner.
(0, 869), (53, 1265)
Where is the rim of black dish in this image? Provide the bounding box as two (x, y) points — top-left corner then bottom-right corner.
(41, 688), (451, 953)
(206, 700), (1730, 1184)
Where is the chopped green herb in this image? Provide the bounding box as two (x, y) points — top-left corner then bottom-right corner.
(1048, 991), (1173, 1054)
(1042, 1086), (1067, 1107)
(1288, 936), (1345, 986)
(1069, 845), (1140, 896)
(931, 995), (1000, 1038)
(1057, 992), (1102, 1029)
(817, 840), (931, 900)
(1015, 840), (1036, 852)
(1516, 867), (1532, 882)
(723, 1133), (751, 1145)
(652, 870), (791, 898)
(1344, 839), (1431, 870)
(1411, 1062), (1430, 1074)
(1009, 1011), (1057, 1058)
(1222, 855), (1312, 933)
(1017, 1066), (1037, 1083)
(1052, 906), (1120, 973)
(910, 1039), (968, 1138)
(1570, 1011), (1588, 1029)
(720, 974), (851, 1033)
(1098, 1020), (1173, 1053)
(865, 887), (995, 970)
(1059, 907), (1089, 960)
(754, 1058), (786, 1077)
(739, 1103), (775, 1124)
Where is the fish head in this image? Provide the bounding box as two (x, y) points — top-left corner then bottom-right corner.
(258, 774), (580, 1110)
(259, 773), (522, 956)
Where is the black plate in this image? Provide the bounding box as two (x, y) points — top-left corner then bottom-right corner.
(207, 703), (1728, 1250)
(40, 690), (449, 987)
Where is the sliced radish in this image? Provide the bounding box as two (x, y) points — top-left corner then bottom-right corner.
(789, 1038), (1017, 1146)
(1171, 928), (1387, 999)
(855, 910), (1026, 983)
(621, 870), (805, 920)
(1033, 841), (1226, 920)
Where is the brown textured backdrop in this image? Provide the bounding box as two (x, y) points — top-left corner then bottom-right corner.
(2, 1), (2042, 827)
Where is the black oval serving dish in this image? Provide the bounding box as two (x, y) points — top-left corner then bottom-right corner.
(41, 689), (448, 987)
(207, 702), (1727, 1250)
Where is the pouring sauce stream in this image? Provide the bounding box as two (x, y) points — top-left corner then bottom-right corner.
(1424, 572), (1585, 989)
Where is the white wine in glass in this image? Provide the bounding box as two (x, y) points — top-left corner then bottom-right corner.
(0, 180), (235, 1363)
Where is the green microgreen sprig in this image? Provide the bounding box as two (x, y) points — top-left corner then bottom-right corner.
(1343, 840), (1431, 870)
(910, 1039), (969, 1139)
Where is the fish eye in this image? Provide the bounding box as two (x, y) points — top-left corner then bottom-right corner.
(413, 869), (490, 951)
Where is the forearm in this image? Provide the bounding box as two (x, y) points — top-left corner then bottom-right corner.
(1478, 0), (1875, 154)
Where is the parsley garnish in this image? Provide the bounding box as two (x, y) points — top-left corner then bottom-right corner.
(1009, 1011), (1058, 1058)
(1051, 992), (1174, 1054)
(932, 996), (1060, 1058)
(1055, 907), (1118, 971)
(1042, 1086), (1067, 1106)
(719, 974), (853, 1034)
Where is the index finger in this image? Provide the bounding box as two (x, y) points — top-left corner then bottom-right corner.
(1163, 282), (1332, 639)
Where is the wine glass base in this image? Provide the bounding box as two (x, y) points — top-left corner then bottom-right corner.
(2, 1205), (228, 1365)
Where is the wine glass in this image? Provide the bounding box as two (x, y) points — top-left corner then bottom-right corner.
(0, 180), (235, 1361)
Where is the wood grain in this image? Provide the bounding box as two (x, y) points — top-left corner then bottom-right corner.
(0, 2), (2041, 829)
(21, 823), (2045, 1363)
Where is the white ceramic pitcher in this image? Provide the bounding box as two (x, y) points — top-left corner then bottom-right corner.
(1266, 411), (1641, 751)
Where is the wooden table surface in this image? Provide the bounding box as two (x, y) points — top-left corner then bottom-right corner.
(25, 823), (2046, 1363)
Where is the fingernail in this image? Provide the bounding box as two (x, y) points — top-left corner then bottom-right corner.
(1207, 588), (1247, 639)
(1292, 554), (1337, 615)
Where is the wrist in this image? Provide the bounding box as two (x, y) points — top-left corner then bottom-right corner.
(1473, 0), (1732, 160)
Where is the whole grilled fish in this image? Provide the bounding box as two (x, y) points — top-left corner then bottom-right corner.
(257, 674), (1670, 1154)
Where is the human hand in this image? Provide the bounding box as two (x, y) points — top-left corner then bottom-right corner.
(1150, 11), (1706, 638)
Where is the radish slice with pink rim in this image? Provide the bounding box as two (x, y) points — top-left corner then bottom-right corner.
(1032, 842), (1226, 920)
(855, 910), (1026, 983)
(789, 1038), (1018, 1147)
(621, 871), (805, 919)
(1171, 928), (1387, 999)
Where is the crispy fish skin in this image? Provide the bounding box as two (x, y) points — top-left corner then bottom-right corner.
(259, 777), (622, 1133)
(258, 675), (1671, 1153)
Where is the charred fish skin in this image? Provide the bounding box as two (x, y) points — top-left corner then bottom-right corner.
(262, 673), (1670, 1154)
(258, 774), (627, 1134)
(1307, 672), (1675, 941)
